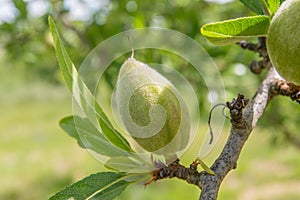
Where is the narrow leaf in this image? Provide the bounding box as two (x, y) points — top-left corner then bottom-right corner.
(196, 158), (215, 175)
(105, 157), (155, 173)
(94, 103), (132, 152)
(49, 172), (130, 200)
(266, 0), (280, 15)
(59, 116), (129, 157)
(48, 16), (132, 152)
(239, 0), (264, 15)
(60, 116), (87, 148)
(201, 15), (270, 46)
(48, 16), (73, 91)
(12, 0), (27, 18)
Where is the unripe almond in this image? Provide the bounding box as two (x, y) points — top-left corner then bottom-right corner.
(267, 0), (300, 85)
(116, 58), (190, 155)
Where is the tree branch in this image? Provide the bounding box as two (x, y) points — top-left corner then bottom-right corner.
(270, 80), (300, 103)
(144, 159), (202, 188)
(146, 37), (300, 198)
(237, 38), (272, 74)
(148, 67), (283, 199)
(199, 67), (281, 199)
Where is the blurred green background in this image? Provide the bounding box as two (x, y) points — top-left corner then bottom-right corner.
(1, 0), (300, 199)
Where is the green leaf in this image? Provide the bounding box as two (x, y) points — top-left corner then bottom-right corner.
(48, 16), (74, 91)
(266, 0), (280, 15)
(59, 116), (87, 148)
(59, 116), (129, 157)
(12, 0), (27, 18)
(239, 0), (265, 15)
(105, 156), (154, 173)
(195, 158), (215, 175)
(49, 172), (130, 200)
(200, 15), (270, 46)
(48, 16), (132, 152)
(94, 103), (131, 152)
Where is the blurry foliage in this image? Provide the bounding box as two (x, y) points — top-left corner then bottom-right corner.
(0, 0), (253, 83)
(1, 0), (299, 146)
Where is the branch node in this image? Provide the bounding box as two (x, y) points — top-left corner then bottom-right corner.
(249, 61), (263, 74)
(145, 159), (202, 188)
(270, 80), (300, 103)
(237, 37), (271, 74)
(226, 94), (249, 129)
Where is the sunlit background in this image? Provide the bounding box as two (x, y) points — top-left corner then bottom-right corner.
(1, 0), (300, 199)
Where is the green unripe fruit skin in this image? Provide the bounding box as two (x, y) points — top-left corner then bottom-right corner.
(116, 58), (190, 155)
(267, 0), (300, 85)
(129, 85), (181, 152)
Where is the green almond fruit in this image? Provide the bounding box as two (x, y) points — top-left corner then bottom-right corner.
(116, 58), (190, 155)
(267, 0), (300, 85)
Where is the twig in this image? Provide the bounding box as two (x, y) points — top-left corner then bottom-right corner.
(145, 159), (202, 188)
(270, 80), (300, 103)
(237, 37), (271, 74)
